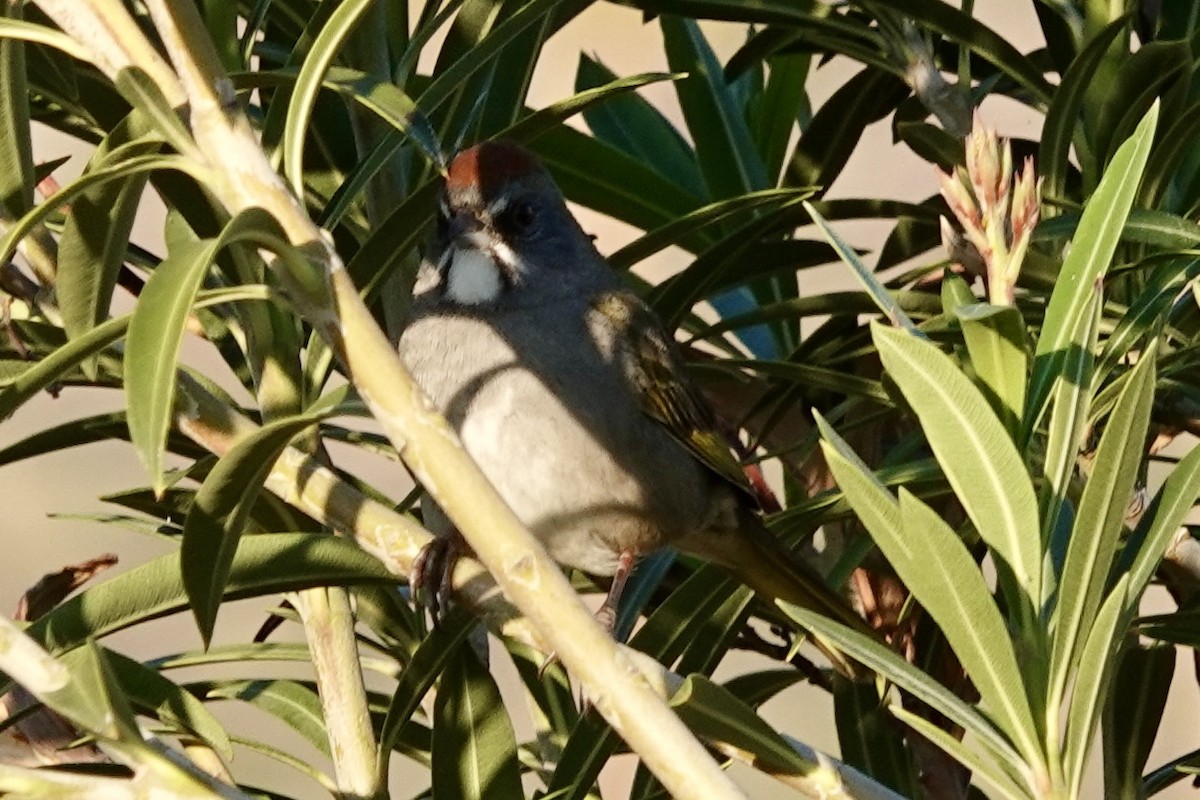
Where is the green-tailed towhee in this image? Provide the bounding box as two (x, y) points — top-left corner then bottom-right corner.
(398, 140), (866, 649)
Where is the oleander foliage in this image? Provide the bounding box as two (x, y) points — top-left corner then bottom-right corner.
(3, 1), (1200, 798)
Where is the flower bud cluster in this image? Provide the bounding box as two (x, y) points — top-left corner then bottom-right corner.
(938, 115), (1041, 305)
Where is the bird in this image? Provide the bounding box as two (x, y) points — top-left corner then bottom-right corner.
(397, 139), (867, 663)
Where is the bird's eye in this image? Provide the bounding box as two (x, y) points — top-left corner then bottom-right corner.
(506, 201), (537, 236)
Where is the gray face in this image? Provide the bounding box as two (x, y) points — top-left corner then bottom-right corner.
(429, 170), (602, 308)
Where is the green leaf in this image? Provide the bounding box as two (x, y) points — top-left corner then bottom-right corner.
(660, 15), (768, 198)
(748, 52), (809, 185)
(1037, 15), (1129, 209)
(806, 202), (919, 333)
(788, 66), (907, 191)
(284, 0), (441, 197)
(1099, 254), (1200, 381)
(0, 153), (197, 273)
(1091, 41), (1189, 176)
(57, 121), (159, 366)
(104, 648), (234, 760)
(1063, 576), (1129, 796)
(1103, 642), (1174, 800)
(1142, 99), (1200, 207)
(873, 323), (1041, 611)
(1034, 209), (1200, 250)
(548, 565), (746, 798)
(0, 2), (32, 219)
(955, 303), (1029, 438)
(694, 289), (944, 341)
(896, 490), (1041, 765)
(51, 640), (143, 747)
(608, 187), (814, 270)
(0, 17), (91, 62)
(819, 413), (1042, 763)
(28, 533), (395, 655)
(889, 706), (1028, 800)
(649, 195), (809, 328)
(894, 120), (960, 171)
(0, 410), (196, 466)
(535, 124), (703, 234)
(1050, 351), (1154, 699)
(670, 675), (813, 775)
(205, 679), (330, 756)
(182, 412), (326, 645)
(1038, 289), (1099, 602)
(1121, 443), (1200, 607)
(784, 606), (1027, 794)
(575, 54), (704, 198)
(125, 208), (292, 496)
(1028, 100), (1158, 431)
(431, 649), (523, 800)
(0, 314), (128, 421)
(376, 611), (474, 770)
(833, 677), (917, 797)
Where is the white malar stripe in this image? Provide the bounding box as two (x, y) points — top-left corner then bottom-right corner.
(446, 246), (503, 304)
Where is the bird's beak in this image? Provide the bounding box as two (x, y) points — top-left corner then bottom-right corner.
(448, 212), (484, 246)
(435, 212), (489, 280)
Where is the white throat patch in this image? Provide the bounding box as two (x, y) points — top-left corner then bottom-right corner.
(446, 246), (503, 305)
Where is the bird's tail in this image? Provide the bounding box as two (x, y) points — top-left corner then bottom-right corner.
(679, 514), (871, 677)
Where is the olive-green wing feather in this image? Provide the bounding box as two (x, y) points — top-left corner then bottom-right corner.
(590, 290), (751, 495)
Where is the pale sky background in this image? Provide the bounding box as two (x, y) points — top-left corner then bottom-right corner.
(2, 2), (1197, 798)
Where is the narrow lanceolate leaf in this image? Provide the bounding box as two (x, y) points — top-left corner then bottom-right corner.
(609, 188), (814, 269)
(1050, 351), (1154, 697)
(29, 533), (395, 655)
(49, 641), (142, 748)
(660, 15), (768, 199)
(206, 679), (330, 756)
(283, 0), (436, 197)
(888, 708), (1027, 800)
(104, 648), (234, 760)
(834, 678), (917, 797)
(955, 303), (1029, 438)
(0, 1), (32, 218)
(785, 607), (1028, 793)
(1028, 101), (1158, 430)
(576, 53), (705, 198)
(431, 649), (523, 800)
(0, 153), (197, 272)
(125, 208), (291, 496)
(816, 417), (1039, 776)
(1039, 289), (1100, 604)
(873, 323), (1041, 612)
(57, 168), (151, 375)
(1037, 15), (1129, 209)
(1103, 642), (1174, 800)
(896, 491), (1042, 767)
(377, 612), (474, 767)
(0, 314), (128, 422)
(182, 412), (326, 646)
(670, 675), (817, 777)
(1121, 442), (1200, 608)
(807, 202), (918, 333)
(1063, 576), (1129, 796)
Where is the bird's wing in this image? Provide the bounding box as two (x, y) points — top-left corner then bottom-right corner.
(589, 290), (753, 496)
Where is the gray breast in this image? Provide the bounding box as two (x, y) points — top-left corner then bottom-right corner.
(397, 299), (714, 575)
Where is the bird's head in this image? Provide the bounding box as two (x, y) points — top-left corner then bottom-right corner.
(429, 140), (599, 306)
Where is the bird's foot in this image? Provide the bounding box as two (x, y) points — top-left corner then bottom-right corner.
(537, 551), (634, 682)
(410, 530), (471, 626)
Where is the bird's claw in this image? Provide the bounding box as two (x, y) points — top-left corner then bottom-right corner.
(410, 532), (468, 626)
